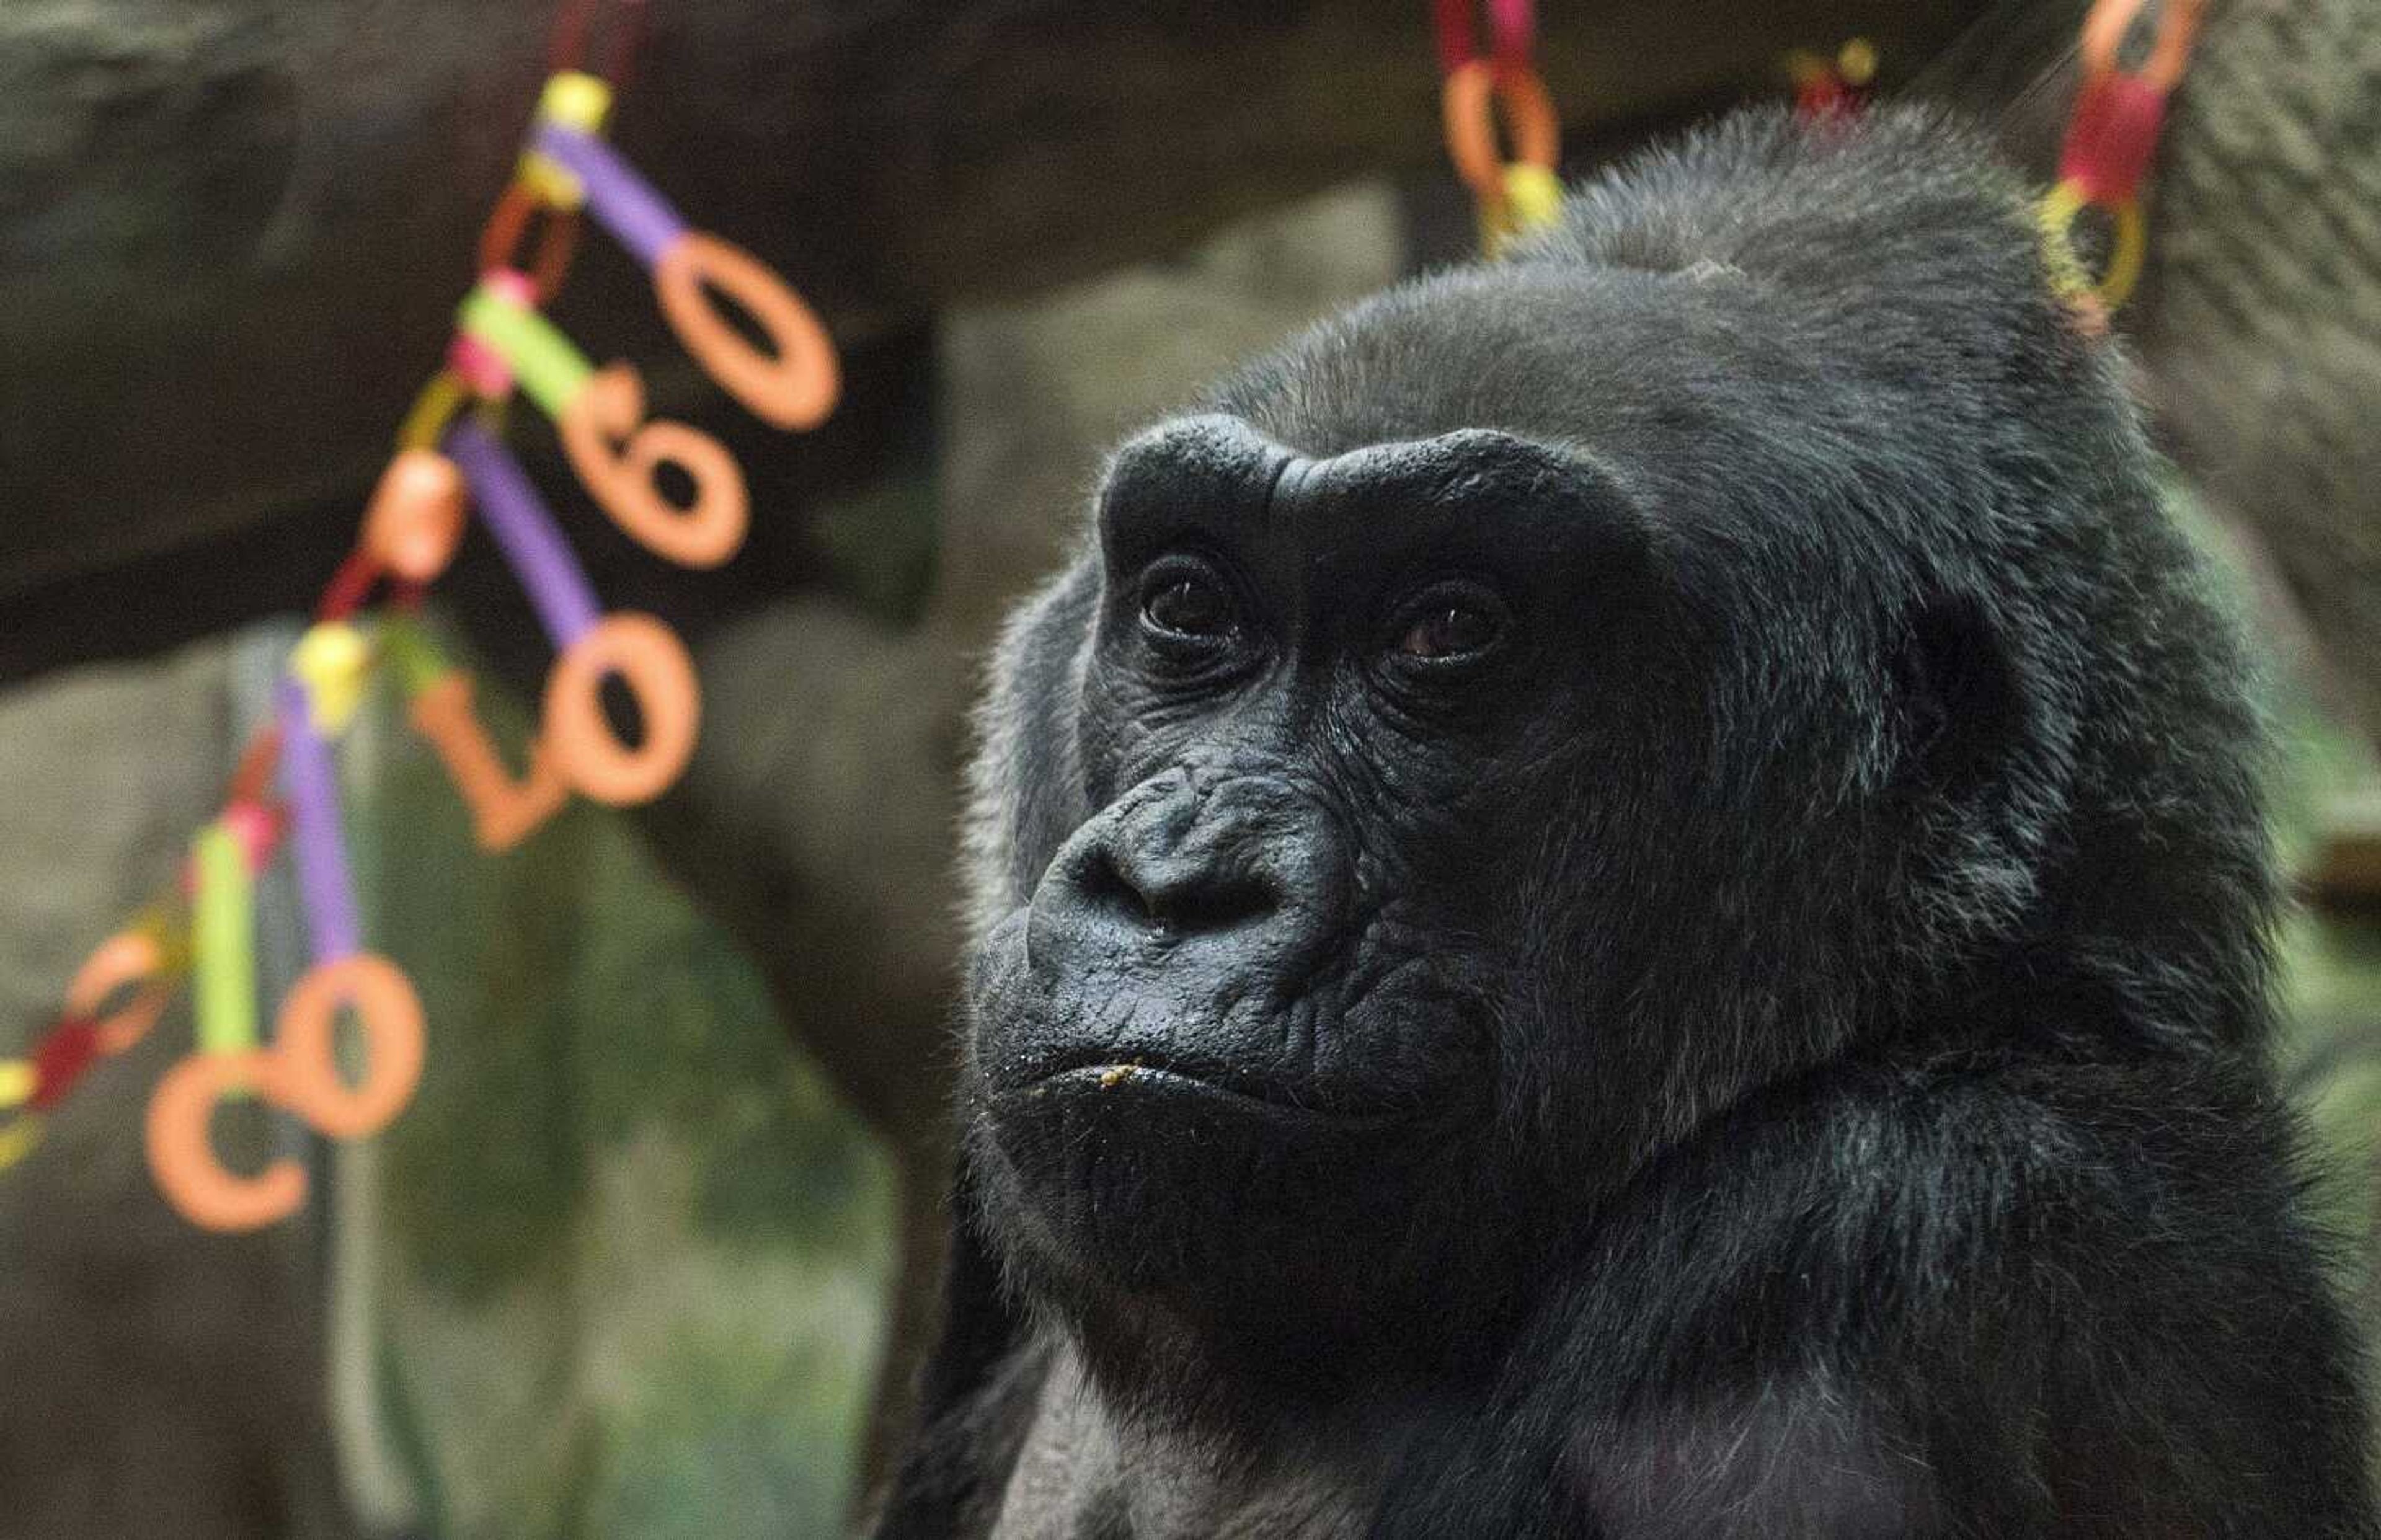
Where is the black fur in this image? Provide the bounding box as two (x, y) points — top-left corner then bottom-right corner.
(874, 106), (2377, 1538)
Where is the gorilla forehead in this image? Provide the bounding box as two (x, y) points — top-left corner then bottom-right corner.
(1183, 263), (2006, 601)
(1208, 267), (1794, 466)
(1119, 270), (2023, 675)
(1195, 112), (2096, 578)
(1099, 412), (1649, 567)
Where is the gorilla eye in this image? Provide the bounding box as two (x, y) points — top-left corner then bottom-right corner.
(1396, 600), (1502, 661)
(1141, 572), (1236, 642)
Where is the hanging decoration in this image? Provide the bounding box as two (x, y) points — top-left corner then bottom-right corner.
(1786, 37), (1878, 122)
(0, 0), (841, 1231)
(2039, 0), (2206, 316)
(1434, 0), (1564, 257)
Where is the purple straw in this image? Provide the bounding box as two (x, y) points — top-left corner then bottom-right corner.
(443, 419), (601, 651)
(278, 676), (361, 965)
(535, 125), (689, 268)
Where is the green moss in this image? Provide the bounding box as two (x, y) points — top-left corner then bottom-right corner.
(345, 614), (887, 1536)
(585, 1314), (877, 1538)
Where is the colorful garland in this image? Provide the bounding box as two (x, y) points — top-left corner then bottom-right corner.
(2039, 0), (2206, 316)
(0, 0), (840, 1231)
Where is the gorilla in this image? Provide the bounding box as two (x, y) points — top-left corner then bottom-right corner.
(872, 107), (2379, 1538)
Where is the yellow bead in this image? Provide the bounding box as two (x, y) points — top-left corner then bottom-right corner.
(293, 624), (373, 735)
(133, 905), (193, 976)
(517, 151), (586, 210)
(1502, 164), (1565, 236)
(0, 1113), (40, 1174)
(1479, 165), (1566, 258)
(0, 1060), (32, 1110)
(518, 73), (614, 209)
(539, 70), (614, 135)
(1837, 37), (1879, 89)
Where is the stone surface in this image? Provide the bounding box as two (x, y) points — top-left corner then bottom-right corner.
(2132, 0), (2381, 747)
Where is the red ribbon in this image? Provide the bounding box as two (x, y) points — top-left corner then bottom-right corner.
(2057, 71), (2171, 205)
(1434, 0), (1535, 77)
(547, 0), (649, 88)
(30, 1018), (102, 1112)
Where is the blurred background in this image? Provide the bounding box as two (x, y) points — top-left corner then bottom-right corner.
(0, 1), (2375, 1536)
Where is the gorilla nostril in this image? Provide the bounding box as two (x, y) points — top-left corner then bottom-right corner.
(1076, 849), (1152, 922)
(1078, 847), (1277, 937)
(1155, 872), (1275, 935)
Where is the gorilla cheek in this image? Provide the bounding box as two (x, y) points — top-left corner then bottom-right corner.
(960, 907), (1056, 1086)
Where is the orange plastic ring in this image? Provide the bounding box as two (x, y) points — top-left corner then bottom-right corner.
(654, 232), (842, 431)
(543, 612), (701, 806)
(270, 954), (427, 1140)
(478, 181), (583, 303)
(558, 363), (750, 569)
(363, 448), (469, 584)
(1442, 60), (1560, 201)
(68, 931), (175, 1055)
(144, 1050), (307, 1232)
(2080, 0), (2206, 90)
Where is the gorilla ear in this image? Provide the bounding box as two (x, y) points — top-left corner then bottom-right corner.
(1892, 594), (2022, 797)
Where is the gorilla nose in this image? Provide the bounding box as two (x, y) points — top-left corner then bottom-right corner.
(1032, 767), (1347, 967)
(1080, 841), (1278, 936)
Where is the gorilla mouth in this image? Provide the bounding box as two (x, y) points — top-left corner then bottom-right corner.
(1011, 1058), (1411, 1129)
(971, 901), (1488, 1132)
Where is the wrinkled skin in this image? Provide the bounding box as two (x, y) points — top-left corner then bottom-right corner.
(873, 108), (2379, 1539)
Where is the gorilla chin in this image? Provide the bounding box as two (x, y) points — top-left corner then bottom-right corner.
(973, 1062), (1436, 1315)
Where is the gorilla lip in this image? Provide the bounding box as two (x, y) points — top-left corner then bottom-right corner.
(1009, 1061), (1409, 1130)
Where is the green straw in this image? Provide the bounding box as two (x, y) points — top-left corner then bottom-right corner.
(192, 822), (258, 1058)
(376, 614), (453, 699)
(458, 284), (595, 420)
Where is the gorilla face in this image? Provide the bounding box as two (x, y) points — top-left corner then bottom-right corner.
(962, 412), (1755, 1355)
